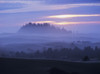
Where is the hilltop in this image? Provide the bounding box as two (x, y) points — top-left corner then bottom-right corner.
(18, 22), (72, 34)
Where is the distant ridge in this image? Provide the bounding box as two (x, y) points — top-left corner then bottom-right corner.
(18, 22), (72, 34)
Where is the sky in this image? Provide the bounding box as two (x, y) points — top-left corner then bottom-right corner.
(0, 0), (100, 33)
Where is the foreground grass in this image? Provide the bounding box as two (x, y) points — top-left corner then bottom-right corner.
(0, 58), (100, 74)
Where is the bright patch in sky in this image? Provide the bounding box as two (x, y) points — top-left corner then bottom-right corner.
(47, 14), (100, 19)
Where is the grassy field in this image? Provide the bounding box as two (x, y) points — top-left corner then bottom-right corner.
(0, 58), (100, 74)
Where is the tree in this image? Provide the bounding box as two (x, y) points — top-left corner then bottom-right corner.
(82, 56), (90, 61)
(34, 50), (41, 58)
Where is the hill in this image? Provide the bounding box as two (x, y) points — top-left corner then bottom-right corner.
(18, 22), (72, 34)
(0, 58), (100, 74)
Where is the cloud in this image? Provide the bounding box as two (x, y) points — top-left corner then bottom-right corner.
(46, 0), (100, 4)
(47, 14), (100, 19)
(55, 21), (100, 25)
(0, 1), (100, 13)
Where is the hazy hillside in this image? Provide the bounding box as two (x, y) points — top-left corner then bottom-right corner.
(18, 23), (72, 34)
(0, 23), (100, 61)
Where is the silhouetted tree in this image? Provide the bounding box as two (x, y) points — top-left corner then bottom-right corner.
(15, 52), (20, 57)
(34, 50), (41, 58)
(82, 56), (90, 61)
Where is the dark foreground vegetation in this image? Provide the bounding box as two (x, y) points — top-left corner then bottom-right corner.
(0, 58), (100, 74)
(1, 46), (100, 61)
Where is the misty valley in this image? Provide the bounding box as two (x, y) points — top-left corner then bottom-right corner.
(0, 23), (100, 74)
(0, 23), (100, 61)
(0, 0), (100, 74)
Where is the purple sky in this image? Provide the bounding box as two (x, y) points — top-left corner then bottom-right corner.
(0, 0), (100, 33)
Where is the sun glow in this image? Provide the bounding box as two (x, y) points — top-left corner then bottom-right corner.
(55, 21), (100, 25)
(47, 14), (100, 19)
(33, 21), (54, 23)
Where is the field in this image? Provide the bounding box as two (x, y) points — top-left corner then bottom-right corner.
(0, 58), (100, 74)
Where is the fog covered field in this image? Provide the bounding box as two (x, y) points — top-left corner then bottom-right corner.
(0, 33), (100, 52)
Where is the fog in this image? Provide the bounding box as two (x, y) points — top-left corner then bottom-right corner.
(0, 23), (100, 57)
(0, 23), (100, 61)
(0, 33), (100, 53)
